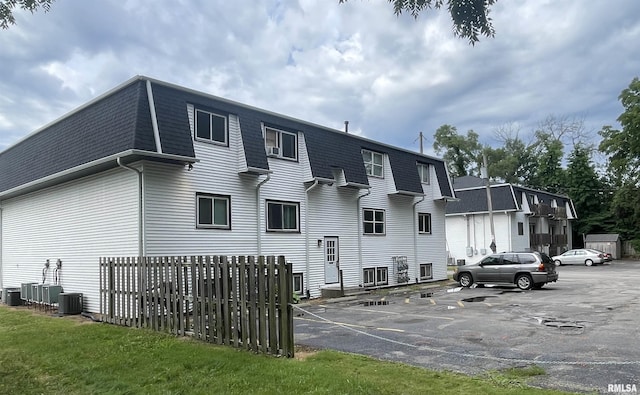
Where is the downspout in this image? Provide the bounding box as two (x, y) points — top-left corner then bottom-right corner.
(412, 195), (425, 282)
(304, 179), (320, 293)
(117, 158), (144, 257)
(256, 175), (271, 255)
(507, 211), (512, 252)
(356, 189), (371, 285)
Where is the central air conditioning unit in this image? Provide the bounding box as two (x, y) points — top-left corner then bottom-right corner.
(31, 284), (45, 304)
(58, 293), (83, 315)
(42, 285), (63, 305)
(268, 146), (280, 156)
(21, 282), (37, 302)
(2, 287), (20, 305)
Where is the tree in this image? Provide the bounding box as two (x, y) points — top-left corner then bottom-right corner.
(528, 131), (565, 193)
(1, 0), (54, 29)
(432, 124), (482, 177)
(565, 144), (608, 235)
(338, 0), (496, 44)
(599, 77), (640, 243)
(484, 137), (535, 184)
(599, 77), (640, 186)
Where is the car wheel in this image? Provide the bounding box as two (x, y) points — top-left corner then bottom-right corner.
(585, 259), (593, 267)
(554, 260), (562, 266)
(458, 272), (473, 287)
(516, 274), (533, 290)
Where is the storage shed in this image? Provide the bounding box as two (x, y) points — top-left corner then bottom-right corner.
(585, 234), (622, 259)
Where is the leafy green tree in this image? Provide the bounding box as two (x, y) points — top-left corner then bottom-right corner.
(484, 137), (535, 184)
(338, 0), (496, 44)
(433, 124), (482, 177)
(599, 77), (640, 186)
(599, 77), (640, 242)
(528, 131), (565, 193)
(565, 144), (608, 235)
(1, 0), (54, 29)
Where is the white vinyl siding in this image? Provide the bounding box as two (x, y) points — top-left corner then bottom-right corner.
(0, 168), (139, 313)
(145, 112), (257, 257)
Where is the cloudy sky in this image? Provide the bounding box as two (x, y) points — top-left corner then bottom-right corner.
(1, 0), (639, 157)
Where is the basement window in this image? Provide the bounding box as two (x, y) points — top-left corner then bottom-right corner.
(420, 263), (433, 280)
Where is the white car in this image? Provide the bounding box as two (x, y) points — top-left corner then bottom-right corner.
(551, 249), (606, 266)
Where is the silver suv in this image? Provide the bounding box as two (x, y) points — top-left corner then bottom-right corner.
(453, 252), (558, 290)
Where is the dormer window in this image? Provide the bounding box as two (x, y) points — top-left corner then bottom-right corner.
(417, 164), (430, 184)
(362, 150), (383, 178)
(195, 109), (227, 145)
(265, 126), (297, 160)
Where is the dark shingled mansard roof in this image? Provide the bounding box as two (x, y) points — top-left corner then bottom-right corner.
(446, 176), (576, 217)
(0, 76), (455, 199)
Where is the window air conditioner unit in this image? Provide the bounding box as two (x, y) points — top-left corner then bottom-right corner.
(268, 146), (280, 156)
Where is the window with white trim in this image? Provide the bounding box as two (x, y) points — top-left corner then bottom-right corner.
(420, 263), (433, 280)
(265, 126), (297, 160)
(363, 268), (375, 286)
(266, 200), (299, 232)
(363, 208), (385, 235)
(417, 163), (430, 184)
(195, 109), (227, 145)
(362, 149), (384, 177)
(418, 213), (431, 234)
(376, 267), (388, 285)
(293, 273), (303, 295)
(196, 193), (230, 229)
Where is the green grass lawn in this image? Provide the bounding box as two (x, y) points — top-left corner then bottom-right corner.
(0, 306), (576, 395)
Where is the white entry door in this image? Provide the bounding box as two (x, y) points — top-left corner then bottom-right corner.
(324, 237), (339, 284)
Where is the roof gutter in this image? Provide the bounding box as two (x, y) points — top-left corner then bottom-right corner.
(0, 149), (197, 200)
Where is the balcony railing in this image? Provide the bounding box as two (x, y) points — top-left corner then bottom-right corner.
(531, 204), (554, 216)
(530, 204), (567, 219)
(553, 234), (567, 245)
(530, 233), (551, 246)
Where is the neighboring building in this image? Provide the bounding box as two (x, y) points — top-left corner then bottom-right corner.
(585, 234), (621, 259)
(0, 76), (456, 312)
(445, 176), (577, 265)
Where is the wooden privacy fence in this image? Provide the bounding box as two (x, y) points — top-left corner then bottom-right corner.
(99, 255), (294, 357)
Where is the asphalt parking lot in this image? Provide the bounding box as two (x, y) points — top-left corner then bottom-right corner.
(294, 260), (640, 394)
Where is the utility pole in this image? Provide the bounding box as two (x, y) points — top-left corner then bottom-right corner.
(482, 153), (496, 253)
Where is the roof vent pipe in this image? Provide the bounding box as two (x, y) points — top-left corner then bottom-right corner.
(344, 121), (349, 133)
